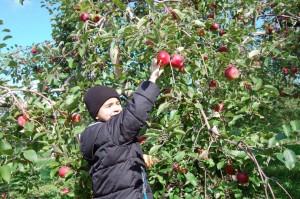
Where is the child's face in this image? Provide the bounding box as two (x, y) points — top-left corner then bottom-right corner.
(96, 97), (122, 121)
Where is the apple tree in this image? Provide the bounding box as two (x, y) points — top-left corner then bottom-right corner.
(1, 0), (300, 198)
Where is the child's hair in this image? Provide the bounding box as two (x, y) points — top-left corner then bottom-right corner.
(84, 85), (120, 120)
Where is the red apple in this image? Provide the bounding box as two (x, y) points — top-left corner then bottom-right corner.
(219, 29), (227, 36)
(72, 51), (77, 56)
(267, 25), (274, 33)
(50, 57), (57, 63)
(209, 80), (217, 88)
(180, 167), (187, 174)
(236, 172), (249, 184)
(171, 54), (184, 68)
(290, 66), (298, 74)
(146, 40), (155, 46)
(99, 61), (104, 67)
(197, 29), (205, 36)
(225, 65), (239, 80)
(1, 194), (7, 198)
(225, 164), (236, 175)
(167, 7), (177, 20)
(203, 54), (209, 60)
(210, 23), (219, 31)
(17, 115), (29, 127)
(164, 88), (171, 94)
(61, 188), (70, 194)
(172, 163), (180, 171)
(137, 136), (147, 144)
(214, 102), (225, 113)
(207, 13), (214, 19)
(279, 92), (286, 97)
(243, 82), (252, 90)
(93, 16), (101, 23)
(157, 51), (170, 67)
(178, 65), (185, 73)
(72, 37), (79, 41)
(59, 166), (71, 178)
(218, 45), (228, 52)
(80, 12), (90, 22)
(72, 113), (80, 123)
(31, 47), (38, 54)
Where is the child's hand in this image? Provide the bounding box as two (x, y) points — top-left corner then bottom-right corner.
(149, 58), (164, 83)
(143, 154), (159, 168)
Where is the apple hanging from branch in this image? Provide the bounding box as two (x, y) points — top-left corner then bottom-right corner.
(157, 51), (170, 67)
(225, 65), (239, 80)
(170, 54), (184, 68)
(58, 166), (72, 178)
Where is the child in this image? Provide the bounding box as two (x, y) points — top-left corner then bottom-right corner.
(80, 59), (163, 199)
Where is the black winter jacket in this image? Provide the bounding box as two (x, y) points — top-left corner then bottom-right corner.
(80, 81), (160, 199)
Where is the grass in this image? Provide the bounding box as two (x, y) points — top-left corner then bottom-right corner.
(263, 144), (300, 199)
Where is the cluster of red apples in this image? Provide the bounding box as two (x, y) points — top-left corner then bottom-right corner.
(157, 51), (185, 72)
(80, 12), (101, 23)
(225, 164), (250, 184)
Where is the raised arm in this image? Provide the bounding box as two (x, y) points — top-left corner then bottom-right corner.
(109, 59), (164, 145)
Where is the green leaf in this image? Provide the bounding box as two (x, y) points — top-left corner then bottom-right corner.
(251, 102), (260, 110)
(251, 77), (263, 91)
(263, 57), (270, 67)
(194, 103), (202, 109)
(175, 151), (185, 162)
(290, 120), (300, 132)
(263, 85), (279, 96)
(156, 101), (170, 116)
(50, 167), (59, 179)
(282, 124), (291, 137)
(137, 18), (147, 29)
(65, 94), (75, 105)
(32, 132), (46, 141)
(248, 50), (260, 58)
(2, 29), (10, 32)
(149, 145), (162, 154)
(0, 139), (13, 155)
(217, 161), (225, 170)
(73, 126), (85, 135)
(19, 0), (24, 5)
(66, 58), (74, 68)
(24, 122), (35, 137)
(112, 0), (126, 10)
(192, 20), (205, 27)
(185, 172), (197, 187)
(277, 149), (297, 170)
(23, 149), (38, 163)
(78, 47), (85, 57)
(0, 165), (11, 183)
(171, 9), (184, 20)
(3, 35), (12, 41)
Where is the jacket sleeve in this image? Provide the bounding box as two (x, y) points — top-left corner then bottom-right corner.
(79, 122), (104, 161)
(109, 81), (160, 145)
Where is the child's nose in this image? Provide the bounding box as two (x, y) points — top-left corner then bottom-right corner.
(113, 105), (121, 112)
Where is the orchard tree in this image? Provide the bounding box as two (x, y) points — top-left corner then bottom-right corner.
(1, 0), (300, 198)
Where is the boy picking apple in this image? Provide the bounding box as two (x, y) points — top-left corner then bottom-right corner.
(80, 58), (163, 199)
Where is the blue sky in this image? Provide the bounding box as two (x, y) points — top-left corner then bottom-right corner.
(0, 0), (53, 48)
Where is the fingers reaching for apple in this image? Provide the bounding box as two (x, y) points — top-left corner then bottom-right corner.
(149, 58), (164, 83)
(143, 154), (159, 168)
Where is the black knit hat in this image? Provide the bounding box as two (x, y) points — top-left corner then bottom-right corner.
(84, 85), (121, 120)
